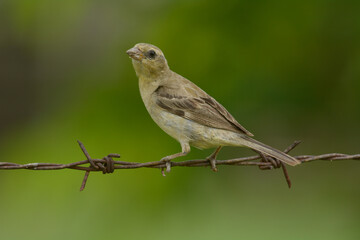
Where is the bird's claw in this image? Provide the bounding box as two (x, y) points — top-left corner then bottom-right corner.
(160, 157), (172, 173)
(206, 146), (222, 172)
(206, 157), (218, 172)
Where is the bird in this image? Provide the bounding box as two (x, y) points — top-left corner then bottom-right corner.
(126, 43), (300, 172)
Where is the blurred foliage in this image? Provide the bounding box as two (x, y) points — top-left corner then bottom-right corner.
(0, 0), (359, 239)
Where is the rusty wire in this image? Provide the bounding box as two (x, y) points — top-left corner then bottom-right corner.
(0, 140), (359, 191)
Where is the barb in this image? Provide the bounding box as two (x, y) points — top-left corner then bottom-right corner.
(0, 140), (359, 191)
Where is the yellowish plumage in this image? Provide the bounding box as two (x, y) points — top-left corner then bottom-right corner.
(127, 43), (300, 171)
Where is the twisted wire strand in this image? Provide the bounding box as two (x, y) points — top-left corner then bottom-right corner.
(0, 140), (358, 190)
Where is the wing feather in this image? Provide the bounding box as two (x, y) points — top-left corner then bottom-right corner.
(154, 84), (253, 136)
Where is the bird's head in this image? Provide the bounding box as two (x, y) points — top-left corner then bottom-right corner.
(126, 43), (169, 78)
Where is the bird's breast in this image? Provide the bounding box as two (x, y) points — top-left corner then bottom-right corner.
(138, 76), (243, 149)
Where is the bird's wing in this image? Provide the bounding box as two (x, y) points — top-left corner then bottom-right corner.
(154, 81), (254, 137)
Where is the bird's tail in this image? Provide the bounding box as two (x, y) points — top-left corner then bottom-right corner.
(237, 136), (301, 166)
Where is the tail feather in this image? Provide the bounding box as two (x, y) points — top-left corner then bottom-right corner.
(238, 136), (301, 166)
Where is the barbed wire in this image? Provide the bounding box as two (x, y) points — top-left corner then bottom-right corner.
(0, 140), (359, 191)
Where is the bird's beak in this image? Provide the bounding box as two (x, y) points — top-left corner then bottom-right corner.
(126, 47), (144, 61)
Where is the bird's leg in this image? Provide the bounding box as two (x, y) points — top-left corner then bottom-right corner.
(206, 146), (223, 172)
(161, 143), (190, 173)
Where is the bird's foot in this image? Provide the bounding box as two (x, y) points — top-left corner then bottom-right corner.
(206, 146), (222, 172)
(161, 168), (166, 177)
(206, 156), (218, 172)
(159, 147), (191, 174)
(160, 157), (172, 173)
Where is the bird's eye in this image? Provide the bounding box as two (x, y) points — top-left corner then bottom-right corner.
(147, 49), (157, 59)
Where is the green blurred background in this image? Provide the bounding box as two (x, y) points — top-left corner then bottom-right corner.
(1, 0), (359, 239)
